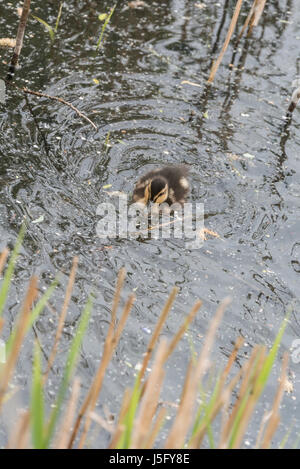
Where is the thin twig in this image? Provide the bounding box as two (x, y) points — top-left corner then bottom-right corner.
(4, 80), (97, 130)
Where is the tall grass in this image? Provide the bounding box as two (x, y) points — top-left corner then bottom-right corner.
(0, 233), (292, 449)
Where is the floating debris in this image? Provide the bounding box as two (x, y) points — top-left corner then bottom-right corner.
(181, 80), (201, 88)
(32, 215), (44, 224)
(104, 190), (127, 198)
(243, 152), (255, 159)
(198, 228), (222, 241)
(128, 1), (148, 9)
(0, 38), (16, 48)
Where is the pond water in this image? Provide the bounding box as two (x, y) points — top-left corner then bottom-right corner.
(0, 0), (300, 448)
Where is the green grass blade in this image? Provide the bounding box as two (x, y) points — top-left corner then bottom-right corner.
(0, 223), (26, 317)
(43, 296), (92, 447)
(5, 277), (59, 356)
(31, 342), (45, 449)
(207, 423), (215, 448)
(32, 15), (55, 41)
(117, 375), (141, 449)
(228, 385), (252, 448)
(54, 2), (63, 33)
(96, 5), (116, 51)
(228, 314), (290, 448)
(279, 422), (294, 449)
(292, 432), (300, 449)
(256, 314), (290, 391)
(190, 376), (220, 447)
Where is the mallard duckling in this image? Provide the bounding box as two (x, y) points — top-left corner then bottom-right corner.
(132, 165), (189, 205)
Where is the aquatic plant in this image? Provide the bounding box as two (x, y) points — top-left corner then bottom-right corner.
(96, 5), (116, 51)
(0, 231), (292, 448)
(32, 2), (63, 42)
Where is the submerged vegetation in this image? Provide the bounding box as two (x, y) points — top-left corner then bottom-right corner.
(0, 230), (291, 449)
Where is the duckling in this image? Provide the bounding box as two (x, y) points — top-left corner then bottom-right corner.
(132, 165), (189, 206)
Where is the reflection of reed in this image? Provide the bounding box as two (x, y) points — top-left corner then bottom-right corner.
(208, 0), (268, 84)
(208, 0), (243, 84)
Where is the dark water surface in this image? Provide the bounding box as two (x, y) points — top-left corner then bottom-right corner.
(0, 0), (300, 447)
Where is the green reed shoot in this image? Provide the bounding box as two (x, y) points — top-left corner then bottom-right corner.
(31, 342), (45, 449)
(117, 375), (141, 449)
(96, 5), (116, 51)
(32, 2), (63, 42)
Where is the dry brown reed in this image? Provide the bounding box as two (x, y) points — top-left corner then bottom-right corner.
(8, 0), (31, 75)
(260, 352), (288, 449)
(68, 268), (134, 448)
(0, 276), (38, 412)
(189, 336), (245, 448)
(55, 377), (81, 449)
(76, 292), (135, 448)
(164, 297), (231, 448)
(108, 388), (132, 449)
(44, 257), (79, 382)
(208, 0), (268, 83)
(130, 340), (168, 448)
(7, 410), (30, 449)
(162, 300), (202, 363)
(139, 287), (178, 382)
(0, 244), (290, 449)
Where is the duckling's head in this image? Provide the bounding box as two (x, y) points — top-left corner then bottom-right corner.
(145, 176), (168, 204)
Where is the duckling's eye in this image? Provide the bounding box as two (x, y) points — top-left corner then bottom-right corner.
(153, 185), (168, 204)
